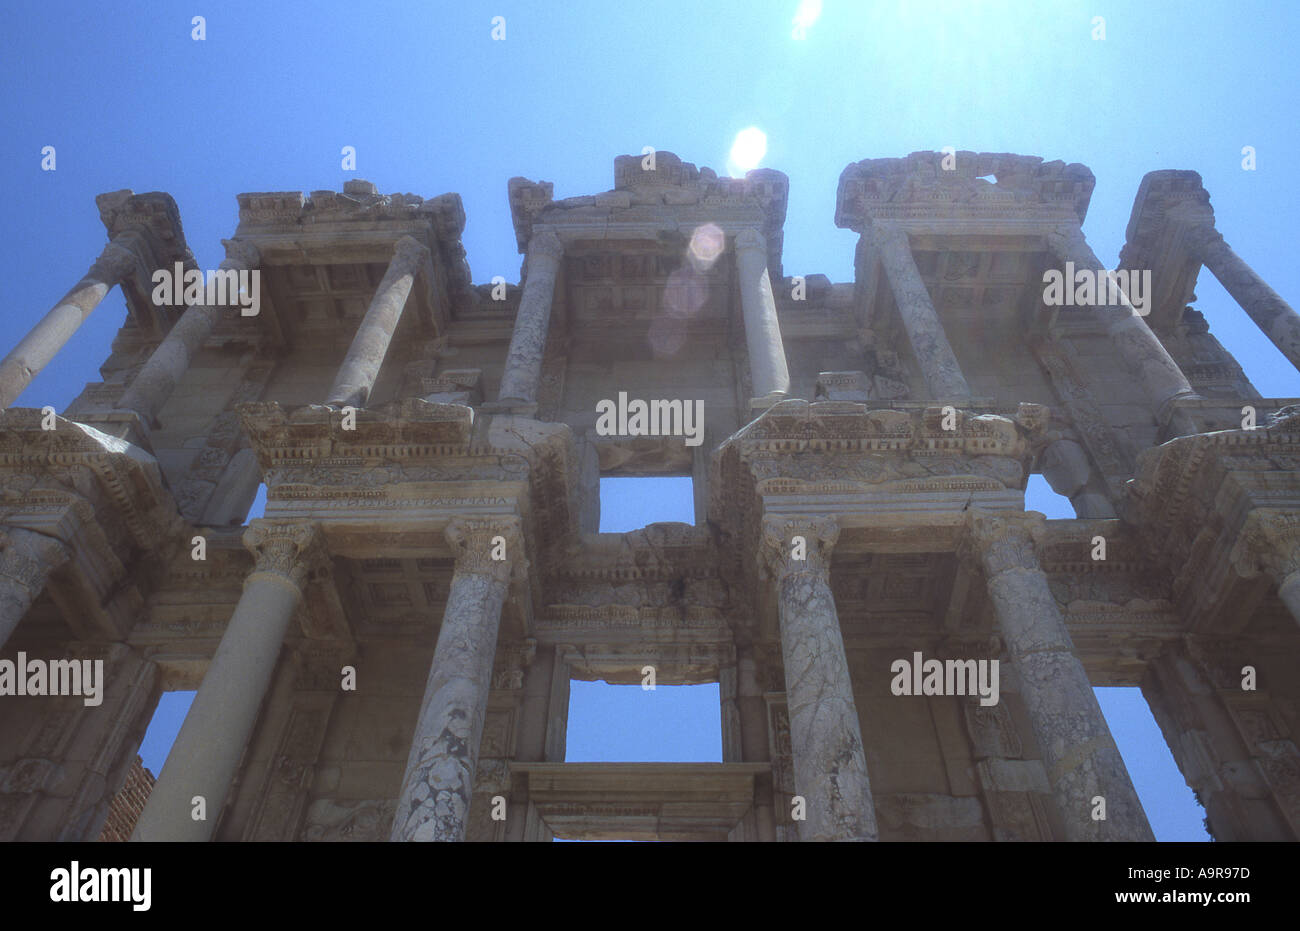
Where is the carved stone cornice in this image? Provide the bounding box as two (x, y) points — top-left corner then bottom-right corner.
(0, 527), (69, 588)
(509, 152), (788, 272)
(962, 510), (1045, 577)
(0, 410), (174, 530)
(760, 515), (838, 578)
(447, 515), (523, 583)
(835, 151), (1094, 231)
(243, 520), (327, 591)
(234, 185), (471, 300)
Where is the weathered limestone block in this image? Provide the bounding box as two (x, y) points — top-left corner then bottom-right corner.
(761, 516), (877, 841)
(392, 517), (521, 841)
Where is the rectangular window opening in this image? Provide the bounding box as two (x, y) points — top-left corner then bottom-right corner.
(598, 475), (695, 532)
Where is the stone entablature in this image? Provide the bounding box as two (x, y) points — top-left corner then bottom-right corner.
(509, 151), (788, 278)
(835, 151), (1095, 233)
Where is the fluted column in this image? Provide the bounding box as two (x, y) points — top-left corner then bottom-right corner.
(131, 521), (323, 841)
(0, 238), (142, 408)
(496, 231), (564, 407)
(1237, 509), (1300, 627)
(325, 236), (430, 409)
(117, 239), (261, 426)
(1181, 221), (1300, 372)
(966, 511), (1153, 840)
(0, 527), (70, 649)
(734, 229), (791, 402)
(1048, 226), (1198, 420)
(871, 223), (971, 400)
(392, 516), (522, 842)
(761, 516), (877, 841)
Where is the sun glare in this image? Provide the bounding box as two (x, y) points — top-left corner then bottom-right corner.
(728, 127), (768, 175)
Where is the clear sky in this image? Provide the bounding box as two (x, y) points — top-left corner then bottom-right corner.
(11, 0), (1295, 842)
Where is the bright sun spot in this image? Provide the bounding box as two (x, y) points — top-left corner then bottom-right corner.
(792, 0), (823, 36)
(729, 128), (767, 174)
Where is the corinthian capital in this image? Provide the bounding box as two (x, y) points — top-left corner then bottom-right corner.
(446, 515), (524, 582)
(963, 510), (1045, 577)
(243, 520), (326, 591)
(760, 515), (838, 577)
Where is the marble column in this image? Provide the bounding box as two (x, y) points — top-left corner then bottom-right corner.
(325, 236), (430, 409)
(1182, 221), (1300, 372)
(1048, 226), (1198, 420)
(131, 521), (322, 841)
(392, 516), (521, 842)
(870, 223), (971, 400)
(496, 231), (564, 407)
(966, 511), (1153, 840)
(1237, 509), (1300, 627)
(761, 516), (877, 841)
(117, 239), (261, 427)
(734, 229), (791, 402)
(0, 239), (142, 408)
(0, 527), (70, 650)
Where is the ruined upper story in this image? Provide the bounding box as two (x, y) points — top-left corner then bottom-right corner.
(59, 151), (1286, 534)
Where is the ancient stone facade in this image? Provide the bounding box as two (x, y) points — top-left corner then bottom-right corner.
(1, 153), (1298, 841)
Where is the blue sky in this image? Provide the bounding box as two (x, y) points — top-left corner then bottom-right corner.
(10, 1), (1296, 841)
